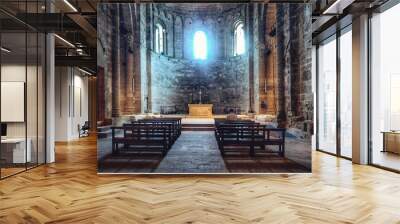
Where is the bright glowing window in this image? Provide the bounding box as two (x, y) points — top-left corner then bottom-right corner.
(193, 31), (207, 60)
(155, 23), (165, 54)
(234, 22), (245, 56)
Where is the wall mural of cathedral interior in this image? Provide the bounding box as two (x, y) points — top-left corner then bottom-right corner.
(97, 3), (313, 173)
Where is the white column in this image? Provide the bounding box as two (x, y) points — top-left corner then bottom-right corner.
(352, 14), (369, 164)
(46, 32), (55, 163)
(312, 46), (317, 150)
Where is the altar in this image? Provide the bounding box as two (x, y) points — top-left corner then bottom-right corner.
(188, 104), (213, 118)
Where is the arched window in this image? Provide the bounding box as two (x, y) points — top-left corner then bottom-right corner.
(155, 23), (165, 54)
(233, 22), (245, 56)
(193, 30), (207, 60)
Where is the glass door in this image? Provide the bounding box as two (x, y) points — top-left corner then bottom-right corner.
(1, 31), (28, 178)
(339, 27), (352, 158)
(370, 3), (400, 171)
(0, 0), (47, 179)
(317, 35), (337, 154)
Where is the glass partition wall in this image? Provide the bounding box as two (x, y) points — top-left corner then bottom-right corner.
(317, 35), (337, 155)
(0, 1), (46, 179)
(370, 3), (400, 171)
(316, 26), (353, 159)
(339, 27), (352, 159)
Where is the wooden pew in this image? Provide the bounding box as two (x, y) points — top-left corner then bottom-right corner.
(136, 118), (181, 142)
(112, 120), (179, 155)
(215, 120), (286, 156)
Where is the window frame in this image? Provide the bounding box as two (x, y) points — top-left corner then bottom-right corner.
(315, 24), (353, 161)
(154, 23), (166, 54)
(193, 30), (208, 60)
(233, 20), (245, 56)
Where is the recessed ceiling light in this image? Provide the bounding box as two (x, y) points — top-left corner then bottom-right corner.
(323, 0), (355, 15)
(1, 47), (11, 53)
(78, 67), (93, 76)
(63, 0), (78, 12)
(54, 34), (75, 48)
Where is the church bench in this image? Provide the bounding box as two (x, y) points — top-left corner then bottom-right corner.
(214, 120), (257, 140)
(125, 123), (175, 147)
(215, 123), (286, 156)
(111, 123), (172, 156)
(215, 125), (264, 156)
(135, 118), (182, 142)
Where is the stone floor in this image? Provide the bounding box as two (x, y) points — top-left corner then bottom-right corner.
(98, 131), (310, 173)
(155, 131), (227, 173)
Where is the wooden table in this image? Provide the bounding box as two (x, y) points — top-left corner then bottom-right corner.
(382, 131), (400, 154)
(188, 104), (213, 118)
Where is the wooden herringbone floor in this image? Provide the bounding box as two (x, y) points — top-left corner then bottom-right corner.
(1, 136), (400, 224)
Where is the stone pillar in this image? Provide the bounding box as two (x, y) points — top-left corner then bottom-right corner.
(134, 47), (142, 113)
(264, 4), (278, 116)
(145, 4), (152, 113)
(289, 5), (301, 122)
(119, 39), (127, 115)
(124, 50), (135, 114)
(276, 5), (288, 127)
(301, 4), (313, 138)
(134, 4), (142, 113)
(88, 76), (97, 132)
(97, 67), (105, 122)
(112, 5), (121, 117)
(247, 3), (255, 113)
(283, 5), (292, 126)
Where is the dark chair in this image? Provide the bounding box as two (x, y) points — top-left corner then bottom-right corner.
(79, 121), (90, 138)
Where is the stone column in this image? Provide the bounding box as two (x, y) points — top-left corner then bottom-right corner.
(112, 5), (121, 117)
(145, 4), (152, 113)
(264, 4), (278, 116)
(289, 5), (301, 122)
(88, 76), (97, 132)
(276, 5), (288, 127)
(124, 50), (135, 114)
(134, 4), (142, 113)
(283, 5), (292, 126)
(119, 39), (127, 115)
(247, 3), (255, 113)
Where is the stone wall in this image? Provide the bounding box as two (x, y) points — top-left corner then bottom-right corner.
(97, 3), (142, 124)
(97, 3), (313, 139)
(151, 53), (249, 114)
(262, 3), (313, 139)
(151, 4), (247, 60)
(141, 3), (251, 114)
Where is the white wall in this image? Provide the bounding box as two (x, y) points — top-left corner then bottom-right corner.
(1, 63), (46, 164)
(55, 67), (89, 141)
(1, 65), (40, 137)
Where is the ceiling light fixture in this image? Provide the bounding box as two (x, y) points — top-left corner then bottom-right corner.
(54, 34), (75, 48)
(322, 0), (354, 15)
(1, 47), (11, 53)
(63, 0), (78, 12)
(78, 67), (93, 76)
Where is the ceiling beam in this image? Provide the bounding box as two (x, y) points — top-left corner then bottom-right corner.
(67, 14), (97, 39)
(55, 55), (96, 69)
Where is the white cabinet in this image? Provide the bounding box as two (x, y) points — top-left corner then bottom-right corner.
(1, 138), (32, 163)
